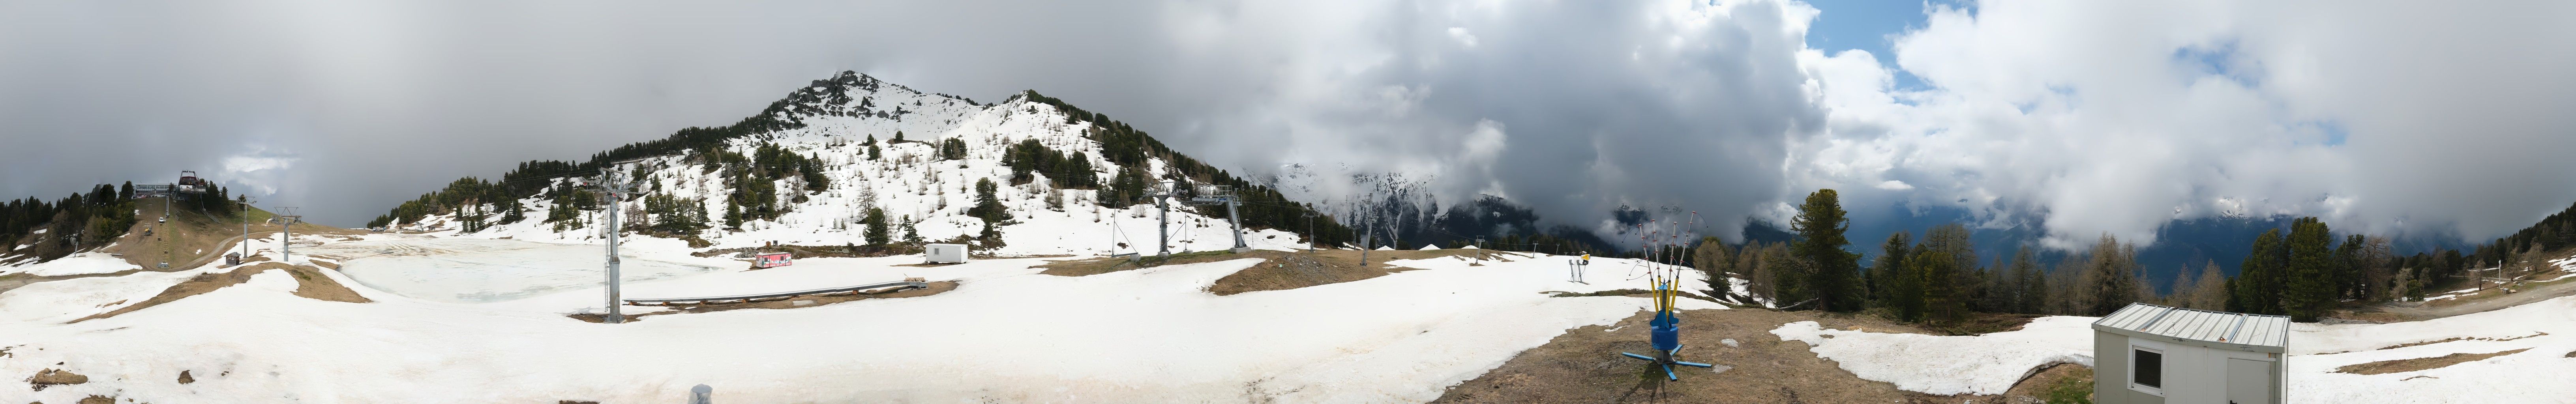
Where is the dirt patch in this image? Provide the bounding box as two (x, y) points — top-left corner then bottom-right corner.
(1431, 308), (2002, 404)
(2001, 363), (2093, 404)
(178, 369), (194, 384)
(78, 395), (115, 404)
(1214, 249), (1516, 296)
(1550, 289), (1654, 297)
(226, 254), (274, 267)
(70, 266), (273, 323)
(70, 262), (366, 323)
(281, 267), (371, 303)
(568, 281), (960, 323)
(1931, 312), (2040, 336)
(27, 368), (87, 391)
(2318, 332), (2554, 355)
(2335, 348), (2531, 375)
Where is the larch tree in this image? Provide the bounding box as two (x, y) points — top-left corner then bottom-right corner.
(1789, 189), (1862, 312)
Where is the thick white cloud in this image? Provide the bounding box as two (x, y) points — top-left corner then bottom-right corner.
(1796, 0), (2576, 248)
(5, 0), (2570, 248)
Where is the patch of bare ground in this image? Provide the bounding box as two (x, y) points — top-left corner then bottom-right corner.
(567, 281), (960, 323)
(70, 262), (369, 323)
(27, 368), (86, 391)
(177, 370), (193, 384)
(281, 266), (370, 303)
(2315, 332), (2554, 355)
(1217, 249), (1513, 296)
(2335, 348), (2531, 375)
(1931, 312), (2039, 336)
(2000, 363), (2092, 404)
(1432, 308), (2003, 404)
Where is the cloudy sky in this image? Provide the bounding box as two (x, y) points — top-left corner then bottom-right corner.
(4, 0), (2573, 250)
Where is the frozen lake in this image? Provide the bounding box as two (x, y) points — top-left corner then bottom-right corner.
(307, 238), (724, 303)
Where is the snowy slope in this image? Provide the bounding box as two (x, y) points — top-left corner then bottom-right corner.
(1770, 316), (2098, 395)
(0, 232), (1724, 403)
(2286, 295), (2576, 404)
(398, 71), (1305, 257)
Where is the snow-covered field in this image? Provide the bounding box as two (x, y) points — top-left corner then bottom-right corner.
(2287, 295), (2576, 404)
(304, 238), (735, 303)
(0, 234), (1723, 403)
(3, 252), (140, 277)
(1765, 296), (2576, 403)
(1770, 316), (2097, 395)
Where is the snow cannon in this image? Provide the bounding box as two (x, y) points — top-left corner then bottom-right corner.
(1620, 277), (1715, 380)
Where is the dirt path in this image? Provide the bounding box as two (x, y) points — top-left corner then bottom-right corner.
(2353, 278), (2576, 322)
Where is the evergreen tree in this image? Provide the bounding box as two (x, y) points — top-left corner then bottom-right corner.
(2084, 234), (2141, 316)
(1789, 189), (1862, 312)
(1693, 237), (1734, 293)
(968, 178), (1007, 223)
(502, 198), (526, 224)
(1880, 232), (1926, 321)
(2233, 229), (2287, 315)
(863, 208), (888, 248)
(2011, 247), (2043, 314)
(1871, 231), (1913, 307)
(1918, 250), (1965, 324)
(2284, 217), (2336, 322)
(867, 144), (881, 161)
(941, 138), (968, 160)
(900, 217), (922, 244)
(1922, 223), (1982, 311)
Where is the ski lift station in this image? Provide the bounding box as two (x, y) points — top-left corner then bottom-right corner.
(2090, 303), (2288, 404)
(923, 243), (968, 264)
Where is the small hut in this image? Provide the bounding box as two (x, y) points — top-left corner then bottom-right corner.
(2090, 303), (2288, 404)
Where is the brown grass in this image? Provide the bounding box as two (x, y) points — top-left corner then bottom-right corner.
(1430, 308), (2016, 404)
(282, 266), (371, 303)
(2002, 363), (2093, 403)
(2335, 348), (2531, 375)
(1550, 289), (1653, 297)
(26, 368), (87, 391)
(569, 281), (960, 323)
(79, 395), (116, 404)
(1038, 248), (1505, 295)
(71, 262), (369, 323)
(2318, 332), (2555, 355)
(1931, 312), (2040, 336)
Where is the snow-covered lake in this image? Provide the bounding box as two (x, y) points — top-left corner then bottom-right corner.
(313, 238), (726, 303)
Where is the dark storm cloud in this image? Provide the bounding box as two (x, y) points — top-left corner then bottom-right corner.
(0, 0), (1177, 225)
(8, 0), (2575, 249)
(0, 0), (1827, 236)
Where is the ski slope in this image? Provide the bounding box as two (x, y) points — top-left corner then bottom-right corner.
(0, 234), (1726, 403)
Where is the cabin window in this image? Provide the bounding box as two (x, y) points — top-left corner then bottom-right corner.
(2134, 348), (2164, 388)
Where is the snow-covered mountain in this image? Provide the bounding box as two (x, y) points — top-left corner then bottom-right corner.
(374, 71), (1349, 256)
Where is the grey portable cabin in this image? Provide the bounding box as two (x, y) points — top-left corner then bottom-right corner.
(2091, 303), (2288, 404)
